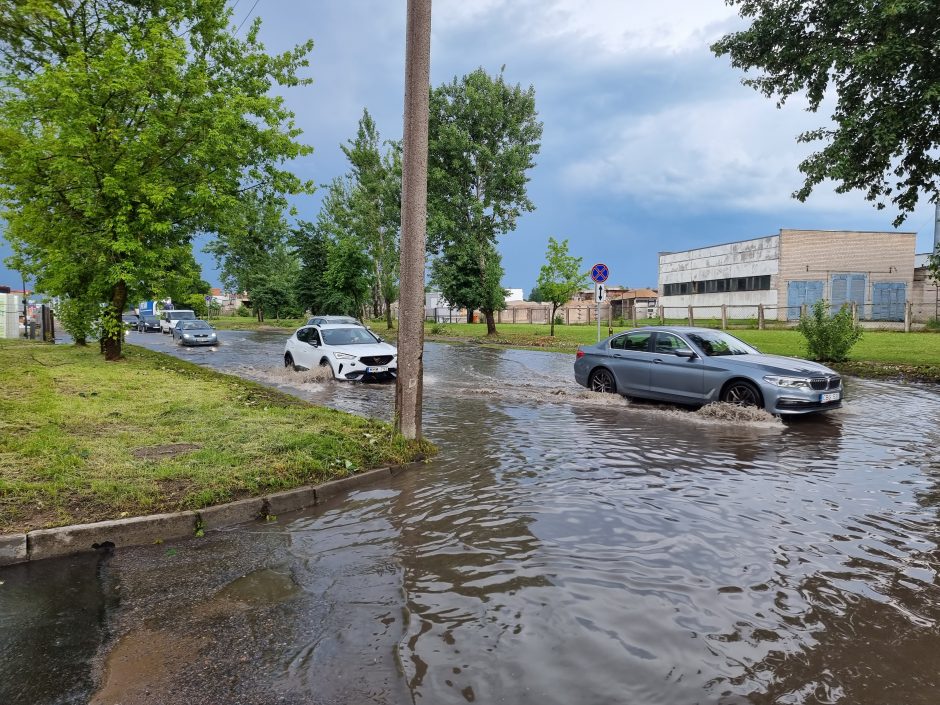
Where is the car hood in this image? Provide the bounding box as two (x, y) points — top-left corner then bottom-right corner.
(181, 330), (216, 336)
(715, 353), (837, 376)
(331, 343), (397, 357)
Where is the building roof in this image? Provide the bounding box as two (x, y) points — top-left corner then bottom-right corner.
(659, 228), (917, 258)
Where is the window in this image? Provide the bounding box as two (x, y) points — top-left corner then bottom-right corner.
(655, 333), (692, 354)
(611, 332), (651, 352)
(296, 328), (310, 343)
(662, 274), (771, 297)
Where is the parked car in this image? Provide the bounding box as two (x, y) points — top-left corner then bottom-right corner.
(160, 309), (196, 334)
(574, 326), (842, 415)
(122, 313), (139, 329)
(137, 314), (160, 333)
(172, 319), (218, 346)
(306, 315), (363, 327)
(284, 324), (397, 381)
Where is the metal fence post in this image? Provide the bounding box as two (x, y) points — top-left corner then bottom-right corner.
(720, 304), (727, 330)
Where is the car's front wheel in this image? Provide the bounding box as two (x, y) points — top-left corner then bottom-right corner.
(721, 380), (762, 407)
(589, 368), (616, 394)
(284, 353), (296, 371)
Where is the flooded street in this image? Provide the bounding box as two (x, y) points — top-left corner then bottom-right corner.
(3, 330), (940, 704)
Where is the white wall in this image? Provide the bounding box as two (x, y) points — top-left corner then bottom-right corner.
(658, 235), (780, 315)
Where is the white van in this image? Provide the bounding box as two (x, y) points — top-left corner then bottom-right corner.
(160, 309), (196, 334)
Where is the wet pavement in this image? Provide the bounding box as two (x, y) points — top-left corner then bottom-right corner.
(3, 329), (940, 704)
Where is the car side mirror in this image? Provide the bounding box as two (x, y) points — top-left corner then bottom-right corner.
(675, 348), (696, 358)
(308, 340), (319, 347)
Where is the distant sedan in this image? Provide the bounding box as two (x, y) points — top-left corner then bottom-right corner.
(574, 326), (842, 416)
(172, 319), (218, 346)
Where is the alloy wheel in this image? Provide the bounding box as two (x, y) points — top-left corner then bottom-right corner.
(590, 369), (615, 394)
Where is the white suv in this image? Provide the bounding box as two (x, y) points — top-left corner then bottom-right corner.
(284, 324), (397, 381)
(159, 309), (196, 334)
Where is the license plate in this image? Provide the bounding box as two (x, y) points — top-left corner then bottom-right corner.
(820, 392), (840, 403)
(367, 366), (388, 373)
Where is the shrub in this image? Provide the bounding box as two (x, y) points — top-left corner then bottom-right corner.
(54, 297), (99, 345)
(926, 317), (940, 332)
(796, 300), (862, 362)
(554, 314), (564, 326)
(430, 322), (448, 335)
(236, 304), (252, 317)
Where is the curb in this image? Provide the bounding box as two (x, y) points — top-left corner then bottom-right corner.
(0, 463), (414, 567)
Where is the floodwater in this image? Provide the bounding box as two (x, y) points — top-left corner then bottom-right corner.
(2, 329), (940, 705)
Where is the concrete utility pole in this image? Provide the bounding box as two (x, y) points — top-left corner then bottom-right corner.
(395, 0), (432, 440)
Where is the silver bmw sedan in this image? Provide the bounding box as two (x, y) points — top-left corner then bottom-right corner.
(574, 326), (842, 415)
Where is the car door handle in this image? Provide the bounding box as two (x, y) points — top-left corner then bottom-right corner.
(652, 358), (663, 363)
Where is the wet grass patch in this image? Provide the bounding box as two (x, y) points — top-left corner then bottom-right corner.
(0, 340), (434, 533)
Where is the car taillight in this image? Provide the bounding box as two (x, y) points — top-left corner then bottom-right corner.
(576, 349), (584, 359)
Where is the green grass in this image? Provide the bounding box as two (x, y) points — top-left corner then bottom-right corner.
(422, 322), (940, 381)
(210, 316), (305, 331)
(0, 340), (433, 533)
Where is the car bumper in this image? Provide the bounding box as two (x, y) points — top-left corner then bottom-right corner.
(764, 387), (843, 415)
(180, 338), (218, 346)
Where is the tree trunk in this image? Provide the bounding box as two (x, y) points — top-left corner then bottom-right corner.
(75, 336), (87, 346)
(385, 300), (394, 330)
(466, 309), (473, 324)
(102, 280), (127, 361)
(550, 303), (557, 337)
(484, 309), (497, 335)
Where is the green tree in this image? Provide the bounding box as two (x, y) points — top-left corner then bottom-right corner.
(205, 194), (301, 323)
(427, 67), (543, 334)
(536, 237), (586, 337)
(54, 296), (98, 346)
(712, 1), (940, 225)
(292, 219), (331, 315)
(527, 286), (545, 303)
(0, 1), (313, 359)
(342, 109), (402, 329)
(322, 236), (373, 318)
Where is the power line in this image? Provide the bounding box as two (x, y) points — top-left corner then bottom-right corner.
(236, 0), (262, 33)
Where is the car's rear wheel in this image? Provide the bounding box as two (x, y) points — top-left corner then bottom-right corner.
(589, 368), (616, 394)
(721, 380), (762, 407)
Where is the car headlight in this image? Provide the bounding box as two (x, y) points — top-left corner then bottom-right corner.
(182, 334), (192, 339)
(763, 375), (811, 389)
(334, 352), (356, 360)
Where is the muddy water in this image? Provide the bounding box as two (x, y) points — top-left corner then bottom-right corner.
(3, 330), (940, 704)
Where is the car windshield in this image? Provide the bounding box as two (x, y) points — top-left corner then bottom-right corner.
(310, 316), (360, 325)
(122, 315), (137, 321)
(321, 327), (379, 345)
(180, 321), (211, 330)
(686, 331), (758, 356)
(174, 311), (196, 320)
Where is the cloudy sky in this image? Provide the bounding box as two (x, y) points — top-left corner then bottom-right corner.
(2, 0), (937, 293)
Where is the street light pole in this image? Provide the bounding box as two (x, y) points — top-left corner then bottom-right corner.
(395, 0), (432, 440)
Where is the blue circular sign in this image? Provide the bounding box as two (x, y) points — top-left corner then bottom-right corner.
(591, 263), (609, 284)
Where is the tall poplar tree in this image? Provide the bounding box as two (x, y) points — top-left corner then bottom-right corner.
(427, 67), (543, 335)
(0, 0), (313, 359)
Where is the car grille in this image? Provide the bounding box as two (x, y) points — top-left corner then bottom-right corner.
(810, 377), (841, 390)
(360, 355), (393, 366)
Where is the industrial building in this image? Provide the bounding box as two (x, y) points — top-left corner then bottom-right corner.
(658, 228), (936, 321)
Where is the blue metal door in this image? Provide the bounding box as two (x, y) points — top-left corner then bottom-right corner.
(830, 273), (866, 314)
(787, 280), (824, 319)
(872, 282), (906, 321)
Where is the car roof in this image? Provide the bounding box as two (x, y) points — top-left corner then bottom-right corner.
(315, 323), (369, 330)
(622, 326), (731, 334)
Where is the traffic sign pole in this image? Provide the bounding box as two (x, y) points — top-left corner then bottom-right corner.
(590, 263), (609, 342)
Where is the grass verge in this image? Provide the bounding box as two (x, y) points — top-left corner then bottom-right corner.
(0, 340), (434, 534)
(421, 323), (940, 382)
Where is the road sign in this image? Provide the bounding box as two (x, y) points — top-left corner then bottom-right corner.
(595, 284), (606, 303)
(204, 295), (211, 304)
(590, 263), (609, 284)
